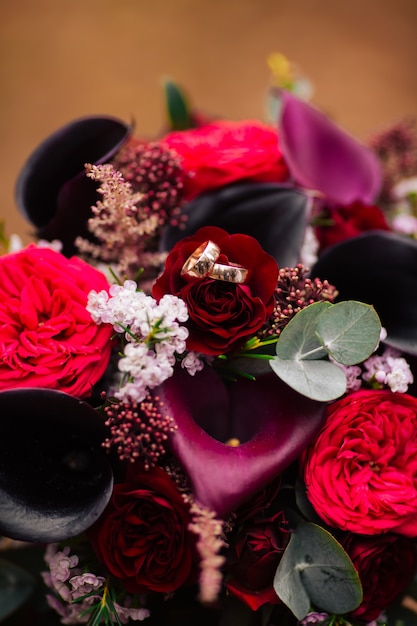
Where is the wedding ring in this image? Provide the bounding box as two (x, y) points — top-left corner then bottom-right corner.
(208, 262), (249, 284)
(181, 240), (221, 278)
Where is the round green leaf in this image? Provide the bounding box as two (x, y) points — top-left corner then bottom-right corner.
(275, 301), (332, 361)
(273, 522), (362, 620)
(316, 301), (381, 365)
(270, 356), (347, 401)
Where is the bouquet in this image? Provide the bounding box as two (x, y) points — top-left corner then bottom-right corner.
(2, 55), (417, 626)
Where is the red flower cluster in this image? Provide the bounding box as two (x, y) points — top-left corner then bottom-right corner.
(315, 200), (390, 251)
(302, 389), (417, 535)
(342, 532), (417, 622)
(161, 120), (289, 199)
(0, 245), (113, 397)
(89, 465), (196, 594)
(226, 510), (290, 611)
(153, 226), (278, 355)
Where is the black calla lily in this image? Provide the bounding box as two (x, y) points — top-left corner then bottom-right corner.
(160, 182), (310, 266)
(0, 388), (113, 542)
(311, 231), (417, 355)
(15, 116), (131, 255)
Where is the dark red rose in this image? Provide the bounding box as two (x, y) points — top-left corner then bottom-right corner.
(89, 465), (196, 594)
(342, 532), (417, 622)
(0, 244), (113, 397)
(302, 390), (417, 536)
(226, 510), (290, 611)
(152, 226), (278, 355)
(161, 120), (289, 200)
(315, 201), (390, 251)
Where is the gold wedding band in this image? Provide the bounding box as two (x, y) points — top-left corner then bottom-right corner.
(181, 240), (221, 278)
(208, 262), (249, 284)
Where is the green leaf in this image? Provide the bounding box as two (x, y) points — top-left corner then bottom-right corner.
(270, 355), (347, 401)
(316, 301), (381, 365)
(275, 301), (332, 361)
(273, 522), (362, 620)
(162, 78), (192, 130)
(0, 558), (35, 621)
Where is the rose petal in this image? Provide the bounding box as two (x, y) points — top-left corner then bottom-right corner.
(16, 116), (131, 254)
(0, 388), (113, 542)
(158, 366), (326, 516)
(310, 231), (417, 355)
(160, 182), (310, 266)
(279, 91), (382, 205)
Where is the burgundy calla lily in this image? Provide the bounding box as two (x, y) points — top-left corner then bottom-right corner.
(0, 388), (114, 542)
(311, 231), (417, 356)
(279, 91), (382, 205)
(160, 182), (310, 267)
(158, 366), (326, 517)
(16, 116), (131, 255)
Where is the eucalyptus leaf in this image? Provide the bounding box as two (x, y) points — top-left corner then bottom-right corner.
(163, 79), (192, 130)
(316, 301), (381, 365)
(270, 355), (346, 401)
(0, 558), (35, 621)
(275, 301), (332, 361)
(273, 522), (362, 620)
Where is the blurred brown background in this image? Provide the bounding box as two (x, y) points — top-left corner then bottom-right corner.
(1, 0), (416, 243)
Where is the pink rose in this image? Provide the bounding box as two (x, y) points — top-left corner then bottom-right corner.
(0, 245), (113, 397)
(302, 389), (417, 535)
(161, 120), (289, 199)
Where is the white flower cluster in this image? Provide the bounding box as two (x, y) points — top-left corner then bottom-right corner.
(42, 545), (150, 624)
(87, 280), (204, 402)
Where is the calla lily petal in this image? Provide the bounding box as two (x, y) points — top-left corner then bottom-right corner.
(0, 388), (113, 542)
(160, 182), (310, 266)
(311, 231), (417, 355)
(16, 116), (131, 255)
(279, 91), (382, 205)
(158, 366), (326, 517)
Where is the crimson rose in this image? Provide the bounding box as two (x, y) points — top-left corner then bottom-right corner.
(314, 201), (390, 252)
(226, 510), (290, 611)
(302, 390), (417, 535)
(89, 465), (195, 594)
(342, 532), (417, 622)
(152, 226), (278, 355)
(161, 120), (289, 200)
(0, 244), (112, 397)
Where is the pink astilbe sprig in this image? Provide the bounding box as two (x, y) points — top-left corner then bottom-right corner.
(75, 163), (165, 280)
(187, 498), (227, 604)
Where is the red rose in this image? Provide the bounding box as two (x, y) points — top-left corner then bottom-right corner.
(161, 120), (289, 200)
(342, 533), (417, 622)
(0, 244), (112, 397)
(89, 465), (195, 594)
(152, 226), (278, 355)
(302, 389), (417, 535)
(226, 510), (290, 611)
(315, 201), (390, 251)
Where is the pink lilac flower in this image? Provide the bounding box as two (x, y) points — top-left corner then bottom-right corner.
(363, 347), (413, 392)
(113, 602), (151, 623)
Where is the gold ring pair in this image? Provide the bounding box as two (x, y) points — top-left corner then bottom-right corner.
(180, 240), (248, 284)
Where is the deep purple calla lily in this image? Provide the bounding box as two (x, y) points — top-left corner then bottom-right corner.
(279, 91), (382, 205)
(160, 182), (310, 266)
(0, 388), (113, 542)
(158, 366), (326, 517)
(311, 231), (417, 355)
(16, 116), (131, 255)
